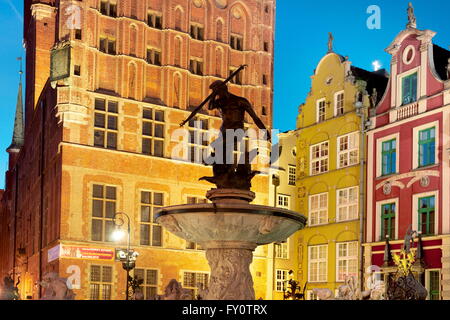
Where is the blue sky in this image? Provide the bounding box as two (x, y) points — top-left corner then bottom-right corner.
(0, 0), (449, 188)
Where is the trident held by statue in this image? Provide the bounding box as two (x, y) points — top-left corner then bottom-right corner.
(179, 64), (247, 127)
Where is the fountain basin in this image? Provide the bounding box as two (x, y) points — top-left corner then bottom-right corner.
(155, 203), (307, 248)
(155, 189), (307, 300)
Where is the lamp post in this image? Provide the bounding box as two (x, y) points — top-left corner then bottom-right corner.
(112, 212), (139, 300)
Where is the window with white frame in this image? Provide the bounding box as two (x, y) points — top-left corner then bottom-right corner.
(336, 242), (358, 282)
(336, 186), (358, 222)
(310, 141), (329, 175)
(309, 193), (328, 226)
(275, 241), (288, 259)
(308, 245), (327, 282)
(277, 194), (290, 209)
(317, 99), (326, 123)
(338, 132), (359, 168)
(275, 269), (289, 292)
(288, 165), (296, 186)
(335, 92), (344, 116)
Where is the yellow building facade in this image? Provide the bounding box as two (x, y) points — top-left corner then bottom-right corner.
(293, 51), (388, 298)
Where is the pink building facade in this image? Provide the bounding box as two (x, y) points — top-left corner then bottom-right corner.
(364, 24), (450, 300)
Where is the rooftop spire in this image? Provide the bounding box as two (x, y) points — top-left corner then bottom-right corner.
(406, 2), (417, 29)
(7, 57), (24, 153)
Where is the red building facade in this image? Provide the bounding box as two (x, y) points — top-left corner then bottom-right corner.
(364, 22), (450, 299)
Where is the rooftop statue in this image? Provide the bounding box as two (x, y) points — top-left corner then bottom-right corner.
(407, 2), (417, 29)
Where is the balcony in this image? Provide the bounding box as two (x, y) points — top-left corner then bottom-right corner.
(396, 102), (418, 120)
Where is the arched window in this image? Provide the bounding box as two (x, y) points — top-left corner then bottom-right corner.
(175, 8), (183, 31)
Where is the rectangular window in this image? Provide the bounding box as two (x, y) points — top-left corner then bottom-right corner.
(146, 48), (161, 66)
(317, 99), (326, 123)
(275, 241), (288, 259)
(310, 141), (329, 175)
(91, 184), (116, 242)
(74, 65), (81, 76)
(189, 59), (204, 76)
(230, 35), (243, 51)
(335, 92), (344, 116)
(140, 191), (164, 246)
(182, 272), (209, 299)
(263, 41), (269, 52)
(381, 139), (396, 176)
(190, 24), (204, 40)
(381, 203), (396, 240)
(338, 132), (359, 168)
(94, 98), (118, 149)
(337, 186), (358, 222)
(147, 12), (162, 29)
(75, 29), (82, 40)
(142, 108), (165, 157)
(100, 1), (117, 17)
(428, 270), (440, 300)
(402, 72), (417, 105)
(288, 165), (296, 186)
(90, 265), (113, 300)
(336, 242), (358, 282)
(418, 196), (435, 236)
(308, 245), (327, 282)
(134, 269), (158, 300)
(188, 117), (209, 163)
(309, 193), (328, 226)
(277, 195), (290, 210)
(275, 269), (289, 292)
(99, 37), (116, 55)
(418, 127), (435, 167)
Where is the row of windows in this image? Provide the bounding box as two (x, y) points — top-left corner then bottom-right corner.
(379, 194), (437, 241)
(89, 264), (208, 300)
(379, 126), (436, 177)
(308, 186), (359, 226)
(91, 184), (209, 248)
(314, 72), (418, 125)
(97, 2), (271, 53)
(310, 132), (359, 176)
(93, 98), (268, 162)
(96, 38), (270, 84)
(316, 92), (345, 123)
(275, 241), (358, 290)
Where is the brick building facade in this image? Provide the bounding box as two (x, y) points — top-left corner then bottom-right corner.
(0, 0), (276, 300)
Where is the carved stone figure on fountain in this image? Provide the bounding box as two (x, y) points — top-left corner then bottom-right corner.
(0, 275), (20, 300)
(38, 272), (75, 300)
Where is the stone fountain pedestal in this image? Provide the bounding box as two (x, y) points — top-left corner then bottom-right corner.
(156, 188), (306, 300)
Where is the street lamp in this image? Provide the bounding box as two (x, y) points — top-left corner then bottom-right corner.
(112, 212), (139, 300)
